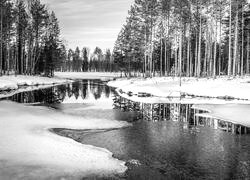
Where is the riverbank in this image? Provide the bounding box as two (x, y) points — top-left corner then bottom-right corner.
(193, 104), (250, 128)
(108, 76), (250, 102)
(0, 72), (120, 92)
(0, 72), (121, 99)
(0, 75), (70, 91)
(0, 101), (130, 179)
(108, 76), (250, 128)
(55, 72), (120, 81)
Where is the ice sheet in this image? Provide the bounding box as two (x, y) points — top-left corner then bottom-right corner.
(0, 101), (129, 179)
(108, 76), (250, 102)
(192, 104), (250, 127)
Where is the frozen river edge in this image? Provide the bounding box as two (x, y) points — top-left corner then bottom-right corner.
(108, 76), (250, 101)
(0, 100), (131, 179)
(108, 76), (250, 129)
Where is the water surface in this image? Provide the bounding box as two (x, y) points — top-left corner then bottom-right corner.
(2, 79), (250, 179)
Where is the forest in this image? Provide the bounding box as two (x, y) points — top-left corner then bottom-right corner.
(113, 0), (250, 77)
(0, 0), (116, 76)
(0, 0), (65, 77)
(2, 0), (250, 78)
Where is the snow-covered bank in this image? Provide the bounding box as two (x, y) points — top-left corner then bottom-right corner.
(0, 72), (119, 99)
(0, 72), (120, 92)
(108, 76), (250, 103)
(0, 84), (66, 100)
(55, 72), (120, 81)
(0, 101), (130, 179)
(193, 104), (250, 127)
(115, 88), (250, 105)
(0, 75), (69, 91)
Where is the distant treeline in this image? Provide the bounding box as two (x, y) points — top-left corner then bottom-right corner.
(113, 0), (250, 77)
(60, 47), (117, 73)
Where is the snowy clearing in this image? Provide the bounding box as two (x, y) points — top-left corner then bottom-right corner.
(0, 75), (70, 91)
(55, 72), (120, 80)
(193, 104), (250, 127)
(0, 101), (130, 179)
(108, 76), (250, 103)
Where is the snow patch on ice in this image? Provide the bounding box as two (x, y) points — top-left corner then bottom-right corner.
(193, 104), (250, 127)
(0, 101), (130, 179)
(108, 76), (250, 103)
(115, 88), (250, 105)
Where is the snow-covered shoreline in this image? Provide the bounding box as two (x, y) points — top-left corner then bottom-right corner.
(55, 72), (120, 81)
(108, 76), (250, 103)
(0, 101), (130, 179)
(193, 104), (250, 128)
(108, 76), (250, 128)
(0, 72), (120, 92)
(0, 75), (70, 91)
(0, 72), (121, 99)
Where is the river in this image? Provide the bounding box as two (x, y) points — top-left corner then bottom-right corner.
(2, 79), (250, 179)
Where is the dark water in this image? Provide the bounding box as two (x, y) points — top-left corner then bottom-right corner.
(3, 80), (250, 180)
(4, 79), (111, 105)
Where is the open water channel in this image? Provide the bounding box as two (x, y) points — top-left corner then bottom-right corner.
(2, 79), (250, 180)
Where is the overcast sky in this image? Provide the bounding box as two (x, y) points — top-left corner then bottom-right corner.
(41, 0), (134, 51)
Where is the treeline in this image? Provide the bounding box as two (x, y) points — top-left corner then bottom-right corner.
(0, 0), (65, 77)
(0, 0), (118, 77)
(114, 0), (250, 77)
(60, 47), (117, 72)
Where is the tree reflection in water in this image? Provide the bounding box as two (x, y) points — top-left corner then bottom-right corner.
(5, 80), (250, 135)
(113, 95), (250, 135)
(6, 80), (112, 105)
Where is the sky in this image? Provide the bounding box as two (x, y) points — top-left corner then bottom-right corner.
(41, 0), (134, 51)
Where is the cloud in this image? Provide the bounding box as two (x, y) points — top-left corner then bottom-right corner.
(41, 0), (134, 50)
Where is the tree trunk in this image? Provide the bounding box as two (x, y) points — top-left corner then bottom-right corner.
(0, 1), (3, 76)
(213, 20), (217, 78)
(175, 37), (178, 77)
(187, 26), (191, 77)
(247, 31), (250, 74)
(179, 30), (182, 86)
(219, 10), (222, 76)
(164, 38), (167, 76)
(241, 9), (244, 76)
(197, 13), (202, 77)
(228, 0), (232, 76)
(233, 6), (238, 76)
(195, 31), (198, 76)
(160, 36), (163, 76)
(204, 28), (208, 76)
(209, 34), (212, 76)
(144, 28), (147, 77)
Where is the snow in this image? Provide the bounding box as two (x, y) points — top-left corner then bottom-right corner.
(0, 75), (70, 91)
(192, 104), (250, 127)
(0, 72), (119, 99)
(0, 84), (63, 99)
(115, 88), (250, 105)
(55, 72), (120, 81)
(0, 101), (130, 179)
(108, 76), (250, 103)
